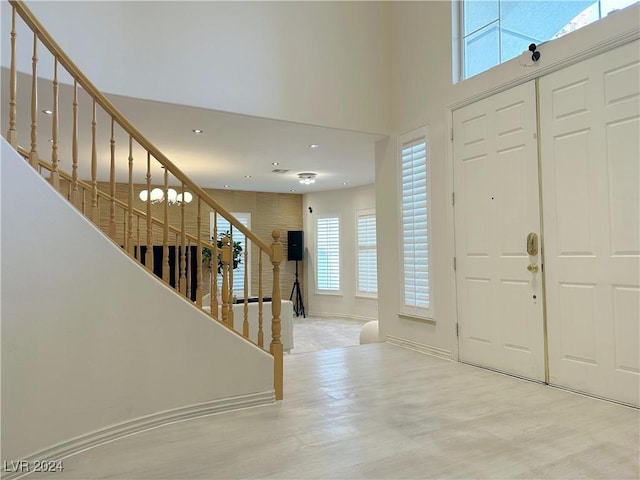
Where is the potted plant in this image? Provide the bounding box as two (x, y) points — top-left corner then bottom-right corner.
(202, 230), (243, 275)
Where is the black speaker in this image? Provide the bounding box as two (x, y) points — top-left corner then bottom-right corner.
(287, 230), (304, 261)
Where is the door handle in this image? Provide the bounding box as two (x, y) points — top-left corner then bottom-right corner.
(527, 263), (538, 273)
(527, 232), (538, 256)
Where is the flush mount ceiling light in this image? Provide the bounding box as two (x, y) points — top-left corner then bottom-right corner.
(272, 162), (279, 166)
(139, 188), (192, 205)
(308, 144), (319, 149)
(192, 129), (204, 134)
(245, 175), (252, 178)
(298, 172), (317, 185)
(42, 109), (53, 115)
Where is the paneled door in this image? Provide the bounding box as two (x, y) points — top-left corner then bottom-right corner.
(539, 41), (639, 406)
(453, 81), (545, 381)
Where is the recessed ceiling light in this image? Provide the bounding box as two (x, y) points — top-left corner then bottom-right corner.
(245, 175), (252, 178)
(290, 189), (296, 192)
(192, 129), (203, 134)
(272, 162), (279, 166)
(42, 109), (53, 115)
(309, 144), (319, 149)
(343, 182), (348, 186)
(224, 184), (230, 188)
(48, 139), (54, 143)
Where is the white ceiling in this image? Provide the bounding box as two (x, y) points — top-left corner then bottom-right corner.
(108, 93), (386, 193)
(2, 69), (386, 194)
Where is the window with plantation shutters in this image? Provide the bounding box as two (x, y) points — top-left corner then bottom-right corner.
(357, 210), (377, 297)
(399, 127), (432, 318)
(211, 213), (251, 295)
(316, 216), (340, 292)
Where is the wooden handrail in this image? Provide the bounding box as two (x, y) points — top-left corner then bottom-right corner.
(10, 1), (284, 400)
(9, 0), (270, 254)
(33, 153), (216, 249)
(37, 152), (220, 281)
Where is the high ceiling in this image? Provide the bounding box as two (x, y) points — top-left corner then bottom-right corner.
(1, 1), (391, 194)
(1, 69), (386, 194)
(108, 93), (386, 194)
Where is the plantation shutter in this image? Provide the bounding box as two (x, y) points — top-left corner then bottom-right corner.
(401, 131), (431, 316)
(216, 214), (250, 294)
(316, 216), (340, 291)
(357, 212), (377, 295)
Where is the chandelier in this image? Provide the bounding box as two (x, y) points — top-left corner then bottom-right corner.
(298, 172), (317, 185)
(139, 188), (193, 205)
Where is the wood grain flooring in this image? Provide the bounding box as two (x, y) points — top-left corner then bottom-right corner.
(26, 343), (639, 479)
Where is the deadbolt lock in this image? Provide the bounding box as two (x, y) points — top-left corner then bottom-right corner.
(527, 263), (538, 273)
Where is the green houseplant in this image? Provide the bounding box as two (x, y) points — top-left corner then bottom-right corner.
(202, 230), (243, 275)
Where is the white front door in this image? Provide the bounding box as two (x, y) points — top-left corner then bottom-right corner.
(539, 41), (640, 406)
(453, 81), (545, 381)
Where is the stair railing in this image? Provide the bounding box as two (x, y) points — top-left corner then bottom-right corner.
(4, 0), (284, 400)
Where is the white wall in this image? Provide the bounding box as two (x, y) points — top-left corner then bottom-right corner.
(302, 184), (378, 321)
(1, 1), (391, 135)
(377, 2), (640, 353)
(1, 139), (273, 460)
(4, 0), (636, 360)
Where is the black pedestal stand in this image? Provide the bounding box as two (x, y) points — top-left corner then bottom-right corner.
(289, 260), (306, 318)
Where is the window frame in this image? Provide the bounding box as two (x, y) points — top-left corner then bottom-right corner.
(211, 212), (251, 297)
(315, 214), (341, 295)
(356, 209), (377, 299)
(456, 0), (638, 82)
(398, 126), (434, 321)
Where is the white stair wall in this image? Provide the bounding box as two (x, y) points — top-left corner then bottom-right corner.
(1, 138), (274, 461)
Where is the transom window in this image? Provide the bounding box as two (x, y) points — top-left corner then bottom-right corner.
(460, 0), (637, 80)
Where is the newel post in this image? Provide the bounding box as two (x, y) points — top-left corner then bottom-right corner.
(220, 237), (231, 328)
(270, 230), (284, 400)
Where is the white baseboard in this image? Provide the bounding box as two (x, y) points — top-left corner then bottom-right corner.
(4, 391), (274, 480)
(307, 311), (377, 323)
(386, 335), (453, 361)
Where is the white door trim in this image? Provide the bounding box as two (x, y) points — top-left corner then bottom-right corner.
(446, 31), (640, 360)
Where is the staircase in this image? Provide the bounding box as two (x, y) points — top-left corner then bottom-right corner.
(2, 0), (284, 470)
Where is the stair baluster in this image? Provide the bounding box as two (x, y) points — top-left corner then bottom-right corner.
(29, 32), (38, 169)
(49, 57), (59, 189)
(7, 5), (17, 146)
(4, 0), (285, 400)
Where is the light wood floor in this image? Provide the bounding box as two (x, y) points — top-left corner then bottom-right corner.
(29, 343), (639, 479)
(289, 315), (368, 354)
